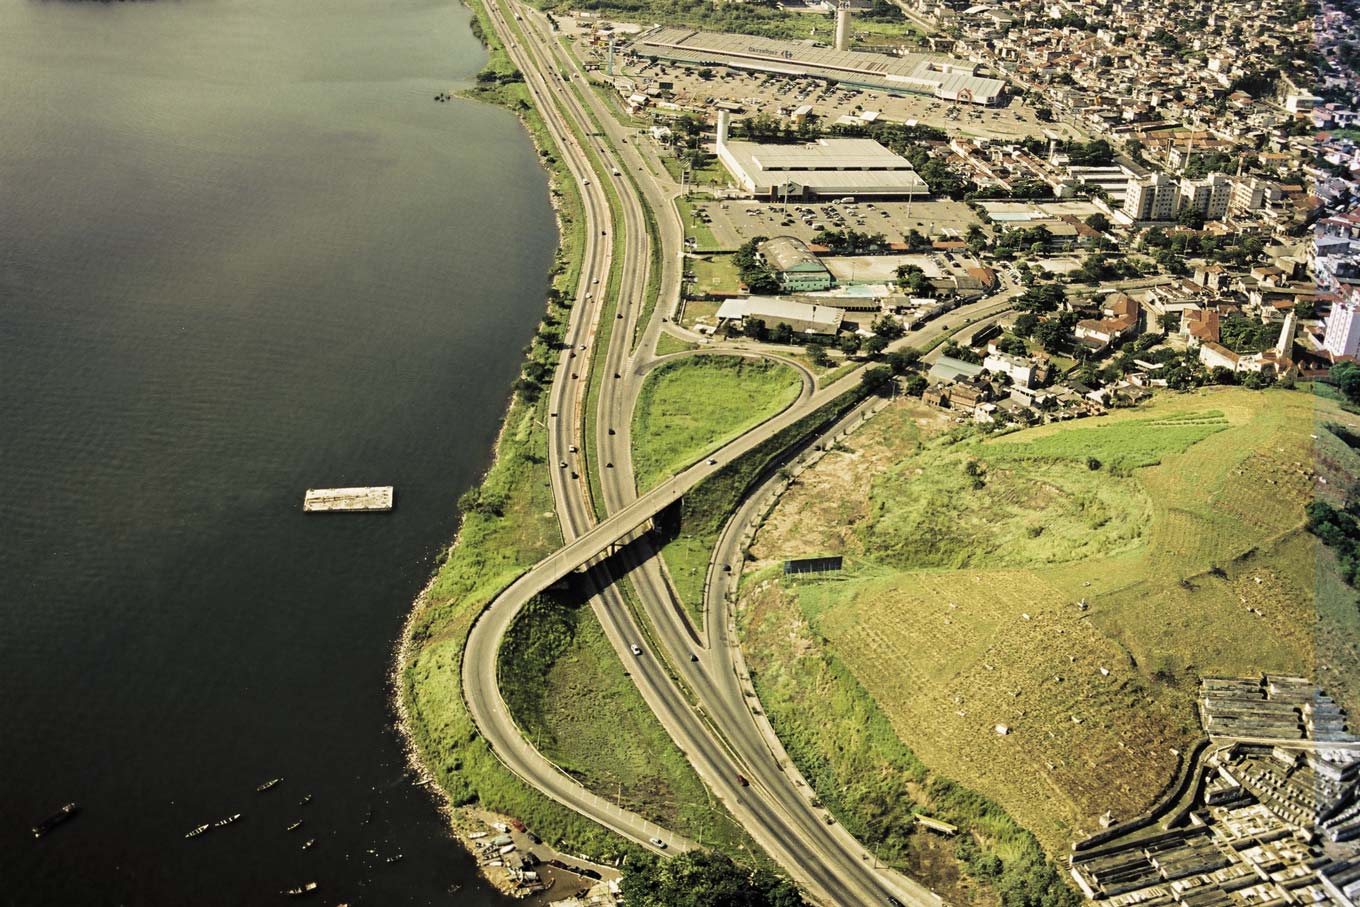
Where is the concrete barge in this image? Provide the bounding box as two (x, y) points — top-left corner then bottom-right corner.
(303, 486), (394, 512)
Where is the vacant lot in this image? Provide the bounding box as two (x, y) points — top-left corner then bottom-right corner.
(632, 354), (803, 491)
(742, 387), (1360, 855)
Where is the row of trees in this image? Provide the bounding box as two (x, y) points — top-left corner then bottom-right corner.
(810, 228), (887, 254)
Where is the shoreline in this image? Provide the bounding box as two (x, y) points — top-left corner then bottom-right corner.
(388, 0), (590, 896)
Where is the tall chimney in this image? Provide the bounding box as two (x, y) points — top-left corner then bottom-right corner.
(833, 1), (850, 51)
(717, 109), (731, 148)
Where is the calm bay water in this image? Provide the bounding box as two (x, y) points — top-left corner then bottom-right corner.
(0, 2), (556, 904)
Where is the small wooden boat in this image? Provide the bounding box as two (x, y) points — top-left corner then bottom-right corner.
(283, 881), (318, 897)
(32, 803), (79, 839)
(256, 778), (282, 793)
(184, 823), (210, 839)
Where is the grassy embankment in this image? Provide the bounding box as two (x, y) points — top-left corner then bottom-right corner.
(499, 593), (752, 851)
(632, 355), (804, 493)
(734, 387), (1360, 903)
(654, 333), (698, 356)
(401, 0), (732, 862)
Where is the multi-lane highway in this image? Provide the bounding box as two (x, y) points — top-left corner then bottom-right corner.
(459, 4), (1013, 902)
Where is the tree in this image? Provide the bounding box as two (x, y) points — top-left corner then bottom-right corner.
(860, 364), (893, 392)
(807, 343), (831, 367)
(887, 347), (922, 373)
(864, 334), (889, 356)
(904, 373), (928, 396)
(1084, 212), (1111, 233)
(1209, 365), (1237, 385)
(1034, 319), (1068, 353)
(895, 264), (935, 297)
(966, 223), (989, 253)
(771, 321), (795, 345)
(838, 333), (861, 356)
(1013, 312), (1038, 337)
(1177, 206), (1206, 229)
(871, 314), (906, 339)
(1016, 283), (1066, 313)
(997, 334), (1028, 356)
(942, 341), (981, 364)
(1332, 361), (1360, 405)
(744, 317), (768, 341)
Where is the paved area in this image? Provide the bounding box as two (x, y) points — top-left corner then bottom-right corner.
(683, 196), (983, 249)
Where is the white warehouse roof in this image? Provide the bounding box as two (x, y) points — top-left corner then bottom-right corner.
(718, 137), (929, 197)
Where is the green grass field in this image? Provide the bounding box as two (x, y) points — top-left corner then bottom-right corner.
(499, 595), (752, 851)
(689, 254), (742, 297)
(632, 355), (803, 492)
(739, 387), (1360, 864)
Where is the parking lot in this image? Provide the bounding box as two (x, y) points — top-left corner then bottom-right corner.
(683, 196), (984, 250)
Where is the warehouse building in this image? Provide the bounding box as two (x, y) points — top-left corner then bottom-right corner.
(715, 110), (928, 199)
(714, 297), (845, 336)
(627, 26), (1007, 105)
(759, 236), (833, 291)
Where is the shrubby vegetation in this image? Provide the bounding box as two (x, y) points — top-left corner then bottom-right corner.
(1306, 501), (1360, 586)
(621, 851), (806, 907)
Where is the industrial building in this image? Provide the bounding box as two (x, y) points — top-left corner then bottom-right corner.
(715, 110), (929, 199)
(627, 26), (1007, 105)
(714, 296), (845, 336)
(759, 236), (833, 291)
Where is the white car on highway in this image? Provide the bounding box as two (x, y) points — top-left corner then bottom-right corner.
(630, 643), (642, 656)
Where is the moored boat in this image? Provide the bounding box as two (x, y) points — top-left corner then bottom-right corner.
(213, 813), (241, 829)
(32, 803), (79, 839)
(256, 778), (282, 792)
(283, 881), (318, 896)
(184, 823), (210, 839)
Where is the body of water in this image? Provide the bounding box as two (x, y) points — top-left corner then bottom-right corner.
(0, 1), (555, 903)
